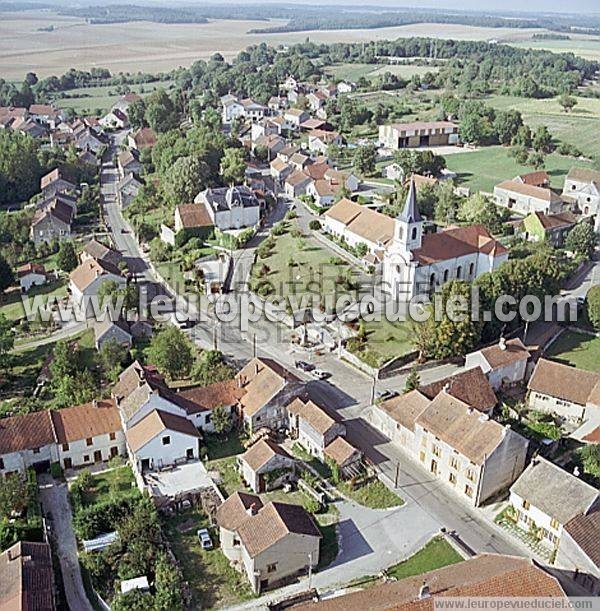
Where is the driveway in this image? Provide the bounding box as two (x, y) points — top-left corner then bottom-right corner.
(38, 474), (94, 611)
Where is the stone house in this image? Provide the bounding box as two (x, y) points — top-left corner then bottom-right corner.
(216, 492), (321, 593)
(464, 338), (531, 391)
(493, 180), (563, 215)
(527, 358), (600, 424)
(286, 398), (346, 460)
(509, 457), (599, 556)
(238, 439), (296, 493)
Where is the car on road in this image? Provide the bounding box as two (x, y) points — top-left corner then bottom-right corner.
(295, 360), (315, 372)
(197, 528), (213, 550)
(121, 228), (130, 234)
(311, 368), (329, 380)
(376, 389), (398, 401)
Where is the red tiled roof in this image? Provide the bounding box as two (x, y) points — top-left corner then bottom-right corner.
(413, 225), (507, 265)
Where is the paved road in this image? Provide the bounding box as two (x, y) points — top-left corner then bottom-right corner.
(38, 475), (94, 611)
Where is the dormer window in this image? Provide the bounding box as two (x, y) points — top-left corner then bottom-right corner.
(162, 436), (171, 446)
(411, 227), (418, 240)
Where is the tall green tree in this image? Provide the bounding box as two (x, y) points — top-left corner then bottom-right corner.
(148, 326), (194, 380)
(565, 222), (596, 259)
(586, 285), (600, 332)
(57, 241), (78, 273)
(220, 147), (246, 185)
(353, 144), (376, 176)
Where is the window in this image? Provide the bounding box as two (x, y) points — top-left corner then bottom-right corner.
(449, 473), (457, 485)
(443, 270), (449, 282)
(550, 518), (559, 530)
(62, 443), (69, 452)
(420, 436), (427, 447)
(32, 448), (40, 454)
(162, 436), (171, 446)
(411, 227), (417, 241)
(432, 445), (441, 458)
(84, 455), (90, 462)
(86, 437), (93, 446)
(205, 414), (212, 423)
(429, 273), (436, 286)
(456, 266), (462, 279)
(233, 538), (240, 547)
(522, 499), (530, 510)
(464, 484), (474, 498)
(109, 432), (116, 441)
(466, 468), (477, 482)
(469, 263), (474, 276)
(267, 563), (277, 573)
(0, 458), (3, 470)
(419, 451), (426, 463)
(449, 457), (459, 470)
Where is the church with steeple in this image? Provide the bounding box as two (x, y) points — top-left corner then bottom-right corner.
(383, 178), (509, 302)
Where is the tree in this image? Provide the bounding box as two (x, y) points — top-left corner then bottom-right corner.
(458, 193), (504, 233)
(154, 552), (183, 611)
(434, 182), (460, 224)
(220, 147), (246, 185)
(57, 241), (78, 273)
(127, 99), (147, 129)
(164, 155), (211, 205)
(192, 349), (234, 385)
(558, 94), (577, 113)
(99, 339), (129, 382)
(212, 405), (232, 437)
(565, 222), (597, 259)
(0, 131), (42, 206)
(586, 285), (600, 331)
(0, 473), (33, 520)
(0, 314), (14, 369)
(353, 144), (376, 176)
(148, 326), (194, 380)
(578, 444), (600, 479)
(0, 252), (14, 292)
(404, 366), (420, 393)
(426, 281), (482, 360)
(527, 151), (546, 169)
(145, 88), (178, 133)
(532, 125), (554, 154)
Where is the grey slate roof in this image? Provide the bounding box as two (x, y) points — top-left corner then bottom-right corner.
(511, 457), (599, 526)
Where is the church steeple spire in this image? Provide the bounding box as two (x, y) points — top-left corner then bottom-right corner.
(398, 176), (422, 223)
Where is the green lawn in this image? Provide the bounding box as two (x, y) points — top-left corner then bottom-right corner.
(0, 343), (53, 414)
(323, 63), (437, 83)
(510, 39), (600, 62)
(251, 221), (361, 304)
(339, 479), (404, 510)
(346, 318), (416, 368)
(445, 146), (594, 194)
(1, 279), (67, 322)
(386, 536), (462, 580)
(484, 94), (600, 160)
(52, 79), (174, 114)
(163, 509), (255, 609)
(546, 330), (600, 373)
(80, 465), (139, 507)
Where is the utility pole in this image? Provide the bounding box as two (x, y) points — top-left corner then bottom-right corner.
(370, 375), (376, 405)
(307, 552), (313, 590)
(394, 461), (400, 488)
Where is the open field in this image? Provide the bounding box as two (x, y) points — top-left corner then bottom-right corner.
(485, 94), (600, 160)
(324, 63), (438, 83)
(53, 79), (174, 113)
(546, 330), (600, 373)
(511, 38), (600, 62)
(0, 10), (552, 80)
(444, 146), (594, 194)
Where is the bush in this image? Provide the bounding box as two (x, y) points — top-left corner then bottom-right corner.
(73, 497), (138, 541)
(309, 219), (321, 231)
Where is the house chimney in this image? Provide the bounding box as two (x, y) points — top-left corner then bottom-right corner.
(246, 503), (258, 516)
(418, 582), (430, 600)
(499, 337), (507, 351)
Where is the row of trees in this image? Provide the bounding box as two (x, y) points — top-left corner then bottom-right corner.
(414, 247), (579, 360)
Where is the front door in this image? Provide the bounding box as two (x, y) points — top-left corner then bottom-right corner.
(258, 474), (266, 493)
(430, 459), (438, 475)
(93, 450), (102, 463)
(63, 457), (72, 470)
(110, 447), (118, 458)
